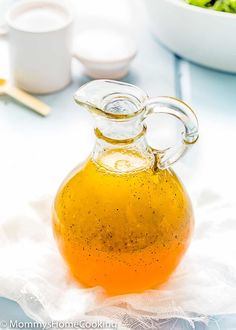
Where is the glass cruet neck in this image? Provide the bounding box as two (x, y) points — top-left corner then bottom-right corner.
(90, 103), (154, 173)
(74, 79), (148, 139)
(92, 117), (154, 173)
(74, 79), (199, 172)
(74, 80), (154, 172)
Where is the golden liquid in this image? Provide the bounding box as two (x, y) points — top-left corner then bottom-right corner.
(53, 149), (193, 295)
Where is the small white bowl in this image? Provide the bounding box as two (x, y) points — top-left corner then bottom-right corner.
(73, 28), (137, 79)
(146, 0), (236, 73)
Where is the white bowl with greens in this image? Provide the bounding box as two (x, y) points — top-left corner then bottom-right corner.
(146, 0), (236, 72)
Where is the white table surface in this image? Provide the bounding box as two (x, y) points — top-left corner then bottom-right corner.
(0, 0), (236, 328)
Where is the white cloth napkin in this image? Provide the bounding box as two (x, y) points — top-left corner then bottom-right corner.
(0, 189), (236, 329)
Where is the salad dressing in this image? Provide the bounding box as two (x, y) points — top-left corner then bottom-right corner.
(52, 80), (199, 294)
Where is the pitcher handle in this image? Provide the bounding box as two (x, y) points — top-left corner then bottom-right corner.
(144, 96), (199, 170)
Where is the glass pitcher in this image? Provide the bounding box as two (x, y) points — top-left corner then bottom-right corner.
(52, 80), (199, 295)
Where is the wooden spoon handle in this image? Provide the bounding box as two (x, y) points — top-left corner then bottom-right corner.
(6, 86), (51, 116)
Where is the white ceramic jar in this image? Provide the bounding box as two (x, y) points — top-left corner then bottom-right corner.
(6, 0), (73, 94)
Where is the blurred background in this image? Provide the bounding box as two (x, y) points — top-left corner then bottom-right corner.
(1, 0), (236, 328)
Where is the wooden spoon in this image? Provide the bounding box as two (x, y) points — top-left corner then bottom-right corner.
(0, 79), (51, 116)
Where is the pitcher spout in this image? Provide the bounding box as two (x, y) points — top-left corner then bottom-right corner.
(74, 80), (148, 120)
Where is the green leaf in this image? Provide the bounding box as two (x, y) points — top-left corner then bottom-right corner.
(186, 0), (236, 12)
(187, 0), (212, 6)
